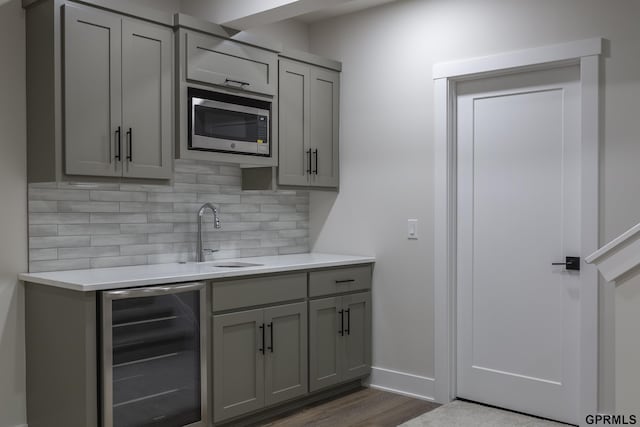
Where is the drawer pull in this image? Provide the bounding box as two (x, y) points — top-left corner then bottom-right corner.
(267, 322), (273, 353)
(335, 279), (355, 284)
(338, 310), (344, 336)
(225, 78), (250, 88)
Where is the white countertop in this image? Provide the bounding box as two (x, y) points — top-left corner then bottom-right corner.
(19, 253), (375, 292)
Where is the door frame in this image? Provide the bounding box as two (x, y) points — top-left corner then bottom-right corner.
(433, 38), (603, 420)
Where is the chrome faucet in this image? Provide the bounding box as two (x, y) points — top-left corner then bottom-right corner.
(196, 202), (221, 262)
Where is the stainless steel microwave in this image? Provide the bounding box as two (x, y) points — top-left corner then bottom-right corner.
(188, 88), (271, 157)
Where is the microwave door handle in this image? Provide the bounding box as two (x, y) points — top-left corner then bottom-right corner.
(105, 282), (205, 300)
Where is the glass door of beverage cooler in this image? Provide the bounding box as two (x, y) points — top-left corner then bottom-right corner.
(101, 282), (207, 427)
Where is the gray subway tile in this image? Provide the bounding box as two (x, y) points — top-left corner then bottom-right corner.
(174, 173), (197, 184)
(175, 160), (219, 174)
(240, 213), (280, 222)
(120, 223), (173, 234)
(29, 248), (57, 261)
(196, 194), (241, 204)
(119, 202), (174, 213)
(220, 240), (261, 250)
(196, 174), (241, 186)
(218, 222), (260, 232)
(59, 201), (119, 213)
(296, 204), (309, 212)
(149, 233), (196, 244)
(240, 230), (279, 240)
(91, 234), (147, 246)
(278, 212), (308, 221)
(121, 244), (173, 256)
(148, 192), (197, 203)
(90, 190), (147, 202)
(278, 245), (309, 255)
(29, 236), (91, 249)
(147, 253), (193, 264)
(260, 239), (296, 248)
(278, 229), (308, 238)
(173, 203), (209, 213)
(29, 188), (90, 201)
(59, 246), (119, 259)
(239, 247), (278, 258)
(58, 224), (121, 236)
(149, 213), (193, 223)
(218, 165), (241, 176)
(29, 259), (90, 273)
(261, 204), (297, 213)
(119, 183), (173, 193)
(173, 183), (221, 193)
(28, 200), (58, 213)
(220, 204), (259, 214)
(29, 224), (58, 237)
(91, 255), (147, 269)
(240, 195), (279, 204)
(261, 221), (297, 231)
(90, 213), (147, 224)
(30, 213), (89, 225)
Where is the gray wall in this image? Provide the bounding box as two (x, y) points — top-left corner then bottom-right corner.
(28, 160), (309, 272)
(307, 0), (640, 412)
(0, 1), (27, 426)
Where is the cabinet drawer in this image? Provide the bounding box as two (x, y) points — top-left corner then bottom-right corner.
(309, 265), (372, 297)
(212, 273), (306, 312)
(186, 32), (277, 95)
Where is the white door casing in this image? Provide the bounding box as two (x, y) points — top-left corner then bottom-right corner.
(433, 38), (602, 422)
(456, 66), (580, 424)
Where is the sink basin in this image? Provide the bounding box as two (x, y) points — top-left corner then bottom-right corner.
(209, 261), (264, 268)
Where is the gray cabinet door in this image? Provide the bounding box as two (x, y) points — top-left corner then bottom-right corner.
(264, 302), (308, 406)
(341, 292), (372, 381)
(278, 59), (310, 186)
(212, 309), (265, 422)
(186, 32), (277, 95)
(121, 19), (172, 179)
(309, 297), (343, 392)
(310, 67), (340, 188)
(64, 5), (122, 177)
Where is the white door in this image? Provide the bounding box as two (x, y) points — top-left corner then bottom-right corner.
(456, 65), (581, 425)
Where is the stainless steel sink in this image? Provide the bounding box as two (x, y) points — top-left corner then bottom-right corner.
(209, 261), (263, 268)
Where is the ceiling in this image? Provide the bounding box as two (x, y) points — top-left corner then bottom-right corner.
(295, 0), (401, 23)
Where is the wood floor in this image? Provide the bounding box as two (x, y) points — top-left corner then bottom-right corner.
(252, 388), (439, 427)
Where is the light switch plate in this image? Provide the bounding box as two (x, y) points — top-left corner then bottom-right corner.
(408, 219), (418, 239)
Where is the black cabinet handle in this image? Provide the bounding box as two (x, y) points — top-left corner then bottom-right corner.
(338, 309), (344, 336)
(259, 323), (265, 354)
(306, 149), (312, 175)
(345, 308), (351, 335)
(313, 149), (318, 175)
(115, 127), (122, 161)
(267, 322), (273, 353)
(335, 279), (355, 284)
(126, 128), (133, 161)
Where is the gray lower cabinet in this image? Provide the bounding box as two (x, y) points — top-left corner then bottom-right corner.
(278, 58), (340, 188)
(63, 4), (172, 179)
(213, 301), (308, 423)
(309, 291), (371, 392)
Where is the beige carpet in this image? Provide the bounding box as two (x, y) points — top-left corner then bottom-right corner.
(399, 400), (569, 427)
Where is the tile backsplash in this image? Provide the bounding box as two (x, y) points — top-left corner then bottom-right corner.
(28, 160), (309, 272)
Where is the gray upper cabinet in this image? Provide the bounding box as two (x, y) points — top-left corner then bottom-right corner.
(186, 31), (277, 96)
(64, 5), (122, 177)
(64, 5), (173, 180)
(278, 58), (340, 189)
(121, 19), (173, 179)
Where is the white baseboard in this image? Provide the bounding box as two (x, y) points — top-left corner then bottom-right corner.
(365, 366), (435, 401)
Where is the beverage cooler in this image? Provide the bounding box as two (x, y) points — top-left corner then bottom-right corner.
(101, 282), (207, 427)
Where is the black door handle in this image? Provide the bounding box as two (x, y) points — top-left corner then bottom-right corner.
(267, 322), (273, 353)
(345, 308), (351, 335)
(259, 323), (265, 354)
(313, 149), (318, 175)
(551, 256), (580, 271)
(335, 279), (355, 284)
(338, 309), (344, 336)
(126, 128), (133, 161)
(306, 149), (312, 175)
(115, 127), (121, 161)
